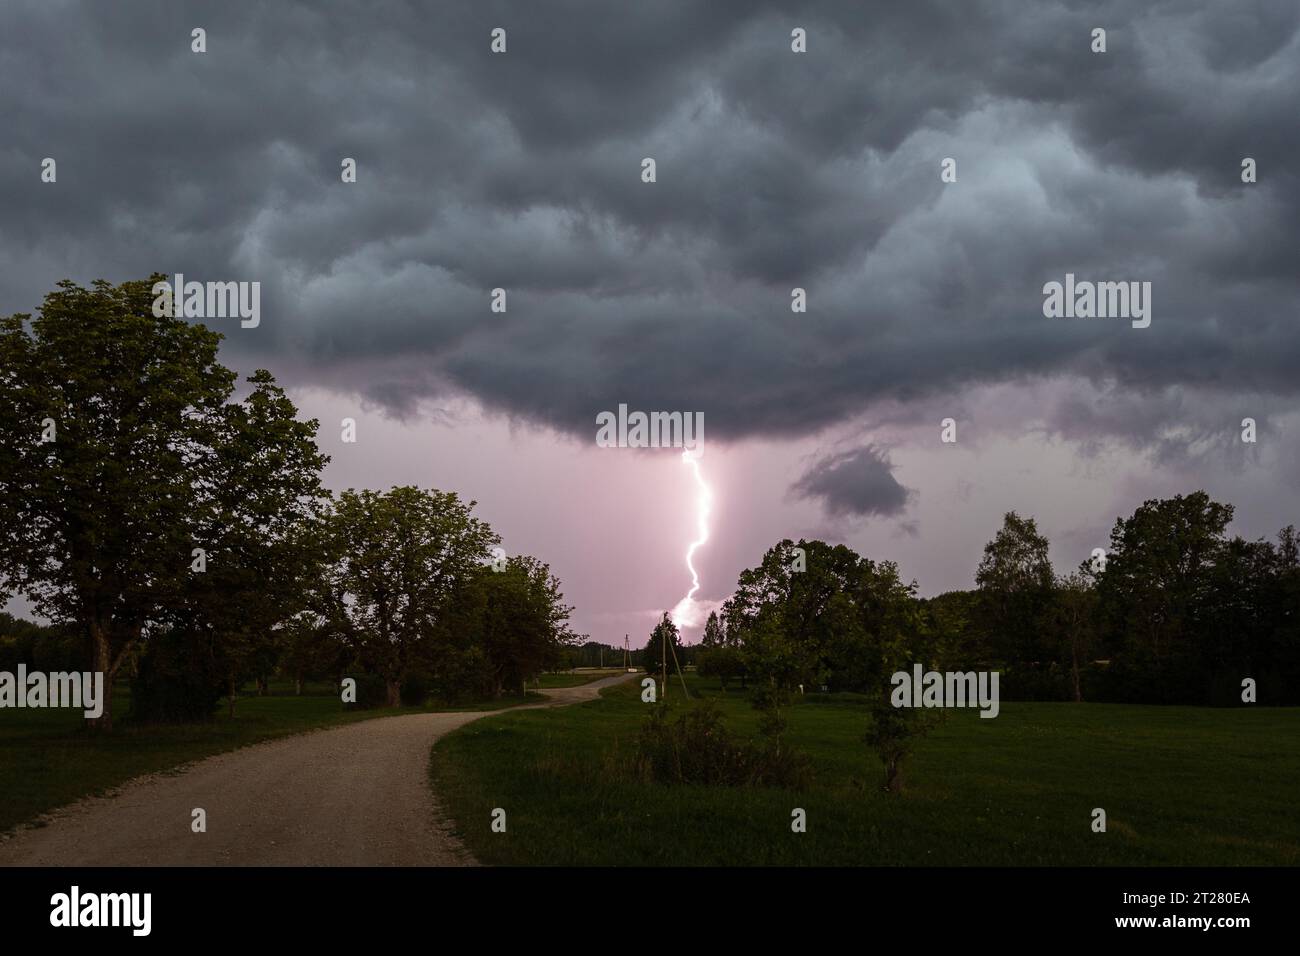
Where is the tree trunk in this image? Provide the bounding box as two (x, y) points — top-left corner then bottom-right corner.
(884, 754), (905, 793)
(228, 678), (238, 718)
(87, 625), (114, 733)
(295, 676), (303, 696)
(1071, 643), (1083, 703)
(385, 679), (402, 708)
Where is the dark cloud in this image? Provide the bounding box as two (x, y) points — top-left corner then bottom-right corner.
(1, 0), (1298, 453)
(790, 444), (911, 518)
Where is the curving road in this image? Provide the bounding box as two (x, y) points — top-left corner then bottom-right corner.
(0, 673), (635, 866)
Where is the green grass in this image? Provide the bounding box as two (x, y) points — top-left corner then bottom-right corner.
(534, 669), (624, 688)
(0, 681), (541, 833)
(430, 672), (1300, 866)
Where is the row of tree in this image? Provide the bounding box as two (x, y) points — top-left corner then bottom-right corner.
(680, 492), (1300, 789)
(693, 492), (1300, 710)
(955, 493), (1300, 705)
(0, 277), (576, 729)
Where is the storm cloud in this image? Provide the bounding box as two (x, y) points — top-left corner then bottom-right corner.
(791, 445), (911, 518)
(4, 1), (1300, 638)
(2, 0), (1297, 455)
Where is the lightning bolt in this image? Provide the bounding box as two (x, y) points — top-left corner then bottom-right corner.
(670, 450), (712, 631)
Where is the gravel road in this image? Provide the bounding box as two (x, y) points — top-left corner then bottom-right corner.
(0, 673), (636, 866)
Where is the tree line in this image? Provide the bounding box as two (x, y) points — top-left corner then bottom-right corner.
(693, 492), (1300, 713)
(682, 493), (1299, 790)
(0, 277), (577, 730)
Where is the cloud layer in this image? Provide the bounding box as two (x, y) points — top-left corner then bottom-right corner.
(2, 0), (1297, 457)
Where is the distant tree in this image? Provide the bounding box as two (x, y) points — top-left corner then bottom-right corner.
(723, 538), (860, 693)
(724, 537), (941, 786)
(1092, 492), (1233, 701)
(922, 591), (979, 665)
(472, 555), (576, 697)
(975, 512), (1055, 664)
(643, 613), (685, 686)
(701, 611), (724, 648)
(1052, 572), (1097, 702)
(697, 645), (744, 693)
(326, 486), (499, 707)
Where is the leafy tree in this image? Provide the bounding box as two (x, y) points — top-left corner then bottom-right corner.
(1092, 491), (1233, 700)
(326, 486), (498, 707)
(0, 277), (297, 730)
(181, 371), (329, 715)
(723, 539), (861, 694)
(701, 611), (724, 648)
(643, 612), (685, 687)
(697, 645), (744, 693)
(471, 555), (576, 697)
(843, 560), (940, 792)
(1052, 572), (1097, 702)
(724, 538), (941, 786)
(975, 512), (1055, 664)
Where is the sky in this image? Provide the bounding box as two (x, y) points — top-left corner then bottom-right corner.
(2, 1), (1299, 643)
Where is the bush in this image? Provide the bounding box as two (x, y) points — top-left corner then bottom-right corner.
(344, 672), (389, 710)
(129, 631), (224, 723)
(632, 700), (812, 789)
(696, 646), (745, 691)
(431, 646), (494, 704)
(400, 672), (432, 707)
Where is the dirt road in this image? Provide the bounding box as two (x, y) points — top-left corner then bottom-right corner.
(0, 673), (635, 866)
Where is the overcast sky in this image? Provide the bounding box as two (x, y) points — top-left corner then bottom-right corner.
(3, 1), (1299, 642)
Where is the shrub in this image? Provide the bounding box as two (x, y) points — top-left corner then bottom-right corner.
(129, 631), (224, 723)
(344, 672), (389, 710)
(632, 700), (812, 789)
(400, 671), (432, 707)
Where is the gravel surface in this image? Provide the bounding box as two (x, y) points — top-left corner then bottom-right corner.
(0, 673), (635, 866)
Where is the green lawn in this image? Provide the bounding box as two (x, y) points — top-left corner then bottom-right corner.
(0, 681), (541, 833)
(430, 672), (1300, 866)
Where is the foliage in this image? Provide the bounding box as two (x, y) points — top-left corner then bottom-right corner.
(633, 699), (812, 789)
(325, 486), (499, 706)
(129, 629), (224, 724)
(642, 612), (685, 682)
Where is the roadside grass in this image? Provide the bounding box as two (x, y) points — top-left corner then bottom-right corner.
(534, 670), (624, 688)
(430, 672), (1300, 866)
(0, 681), (540, 833)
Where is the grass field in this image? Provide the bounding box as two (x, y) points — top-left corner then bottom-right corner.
(0, 682), (541, 833)
(430, 672), (1300, 866)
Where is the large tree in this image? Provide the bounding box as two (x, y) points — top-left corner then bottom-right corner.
(326, 486), (499, 707)
(723, 538), (939, 787)
(1093, 491), (1232, 685)
(183, 370), (330, 715)
(0, 277), (321, 730)
(469, 555), (576, 698)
